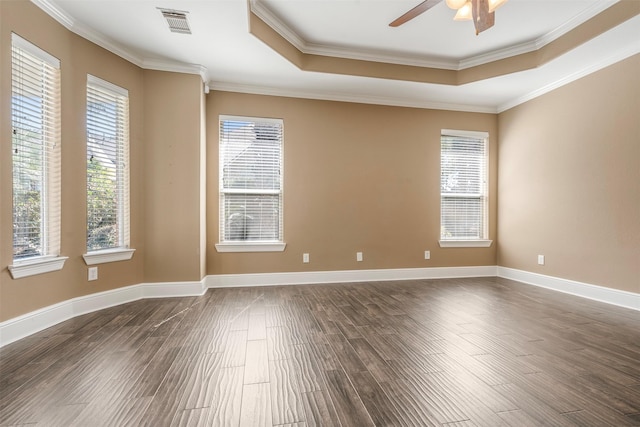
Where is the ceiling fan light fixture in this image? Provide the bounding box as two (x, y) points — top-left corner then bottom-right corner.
(488, 0), (508, 13)
(453, 1), (473, 21)
(446, 0), (467, 10)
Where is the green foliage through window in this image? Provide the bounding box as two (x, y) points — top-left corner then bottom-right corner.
(86, 76), (130, 252)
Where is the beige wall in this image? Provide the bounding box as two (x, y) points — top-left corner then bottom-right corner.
(1, 0), (636, 326)
(0, 0), (145, 321)
(207, 92), (498, 274)
(498, 54), (640, 294)
(142, 70), (205, 283)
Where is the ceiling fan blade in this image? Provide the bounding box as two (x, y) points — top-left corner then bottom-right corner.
(389, 0), (442, 27)
(472, 0), (495, 34)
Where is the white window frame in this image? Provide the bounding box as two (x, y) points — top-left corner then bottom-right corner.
(82, 75), (134, 265)
(439, 129), (492, 248)
(215, 115), (285, 253)
(8, 34), (67, 279)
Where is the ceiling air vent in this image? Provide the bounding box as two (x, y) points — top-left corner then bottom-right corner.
(158, 8), (191, 34)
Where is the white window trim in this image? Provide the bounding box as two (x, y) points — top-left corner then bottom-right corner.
(218, 115), (285, 250)
(83, 248), (136, 265)
(86, 75), (132, 254)
(439, 240), (493, 248)
(87, 74), (128, 97)
(12, 33), (59, 68)
(215, 242), (287, 253)
(8, 256), (68, 279)
(11, 33), (62, 264)
(440, 129), (490, 246)
(441, 129), (488, 139)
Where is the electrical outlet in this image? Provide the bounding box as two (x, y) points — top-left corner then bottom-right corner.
(356, 252), (363, 262)
(424, 250), (431, 260)
(88, 267), (98, 281)
(303, 253), (310, 263)
(537, 255), (545, 265)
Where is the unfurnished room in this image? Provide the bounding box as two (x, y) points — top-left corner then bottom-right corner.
(0, 0), (639, 425)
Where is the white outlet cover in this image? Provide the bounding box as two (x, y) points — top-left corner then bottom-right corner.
(424, 250), (431, 260)
(88, 266), (98, 281)
(303, 253), (310, 263)
(537, 255), (545, 265)
(356, 252), (363, 262)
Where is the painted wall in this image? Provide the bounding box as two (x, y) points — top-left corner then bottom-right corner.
(2, 0), (636, 327)
(0, 1), (145, 321)
(207, 92), (498, 275)
(142, 70), (206, 283)
(498, 54), (640, 294)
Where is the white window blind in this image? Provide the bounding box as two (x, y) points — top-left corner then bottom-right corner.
(440, 130), (488, 240)
(11, 34), (61, 261)
(86, 75), (130, 252)
(219, 116), (283, 243)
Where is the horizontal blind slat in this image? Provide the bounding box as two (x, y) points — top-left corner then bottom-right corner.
(11, 38), (61, 260)
(219, 117), (283, 242)
(440, 133), (488, 240)
(86, 77), (130, 252)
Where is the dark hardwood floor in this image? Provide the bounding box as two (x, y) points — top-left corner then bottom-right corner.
(1, 277), (639, 426)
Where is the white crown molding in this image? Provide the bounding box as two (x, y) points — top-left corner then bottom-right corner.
(27, 0), (632, 117)
(206, 266), (498, 288)
(497, 267), (640, 312)
(497, 40), (640, 113)
(0, 280), (207, 348)
(31, 0), (144, 67)
(457, 40), (539, 70)
(249, 0), (458, 70)
(30, 0), (208, 81)
(535, 0), (619, 50)
(249, 0), (307, 55)
(210, 81), (498, 114)
(250, 0), (620, 71)
(72, 21), (145, 67)
(460, 0), (619, 69)
(30, 0), (74, 28)
(142, 59), (209, 82)
(303, 42), (458, 70)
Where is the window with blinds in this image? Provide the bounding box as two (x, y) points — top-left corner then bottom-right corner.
(86, 75), (130, 252)
(219, 116), (283, 243)
(11, 34), (61, 261)
(440, 130), (488, 241)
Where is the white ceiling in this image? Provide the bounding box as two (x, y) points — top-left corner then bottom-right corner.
(36, 0), (640, 112)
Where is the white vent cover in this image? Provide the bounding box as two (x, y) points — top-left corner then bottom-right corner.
(158, 8), (191, 34)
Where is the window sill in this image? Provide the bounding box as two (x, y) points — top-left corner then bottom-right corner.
(439, 240), (493, 248)
(83, 248), (136, 265)
(8, 256), (69, 279)
(215, 242), (287, 253)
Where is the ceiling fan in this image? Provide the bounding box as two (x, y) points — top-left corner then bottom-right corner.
(390, 0), (509, 35)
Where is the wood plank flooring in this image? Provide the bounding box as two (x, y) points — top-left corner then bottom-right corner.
(1, 277), (639, 426)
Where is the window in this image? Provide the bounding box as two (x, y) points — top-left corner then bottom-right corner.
(9, 34), (67, 279)
(83, 75), (134, 264)
(440, 129), (491, 247)
(216, 116), (285, 252)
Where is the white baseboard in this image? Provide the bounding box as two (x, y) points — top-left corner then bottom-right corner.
(206, 266), (498, 288)
(3, 265), (637, 348)
(497, 267), (640, 312)
(0, 280), (207, 348)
